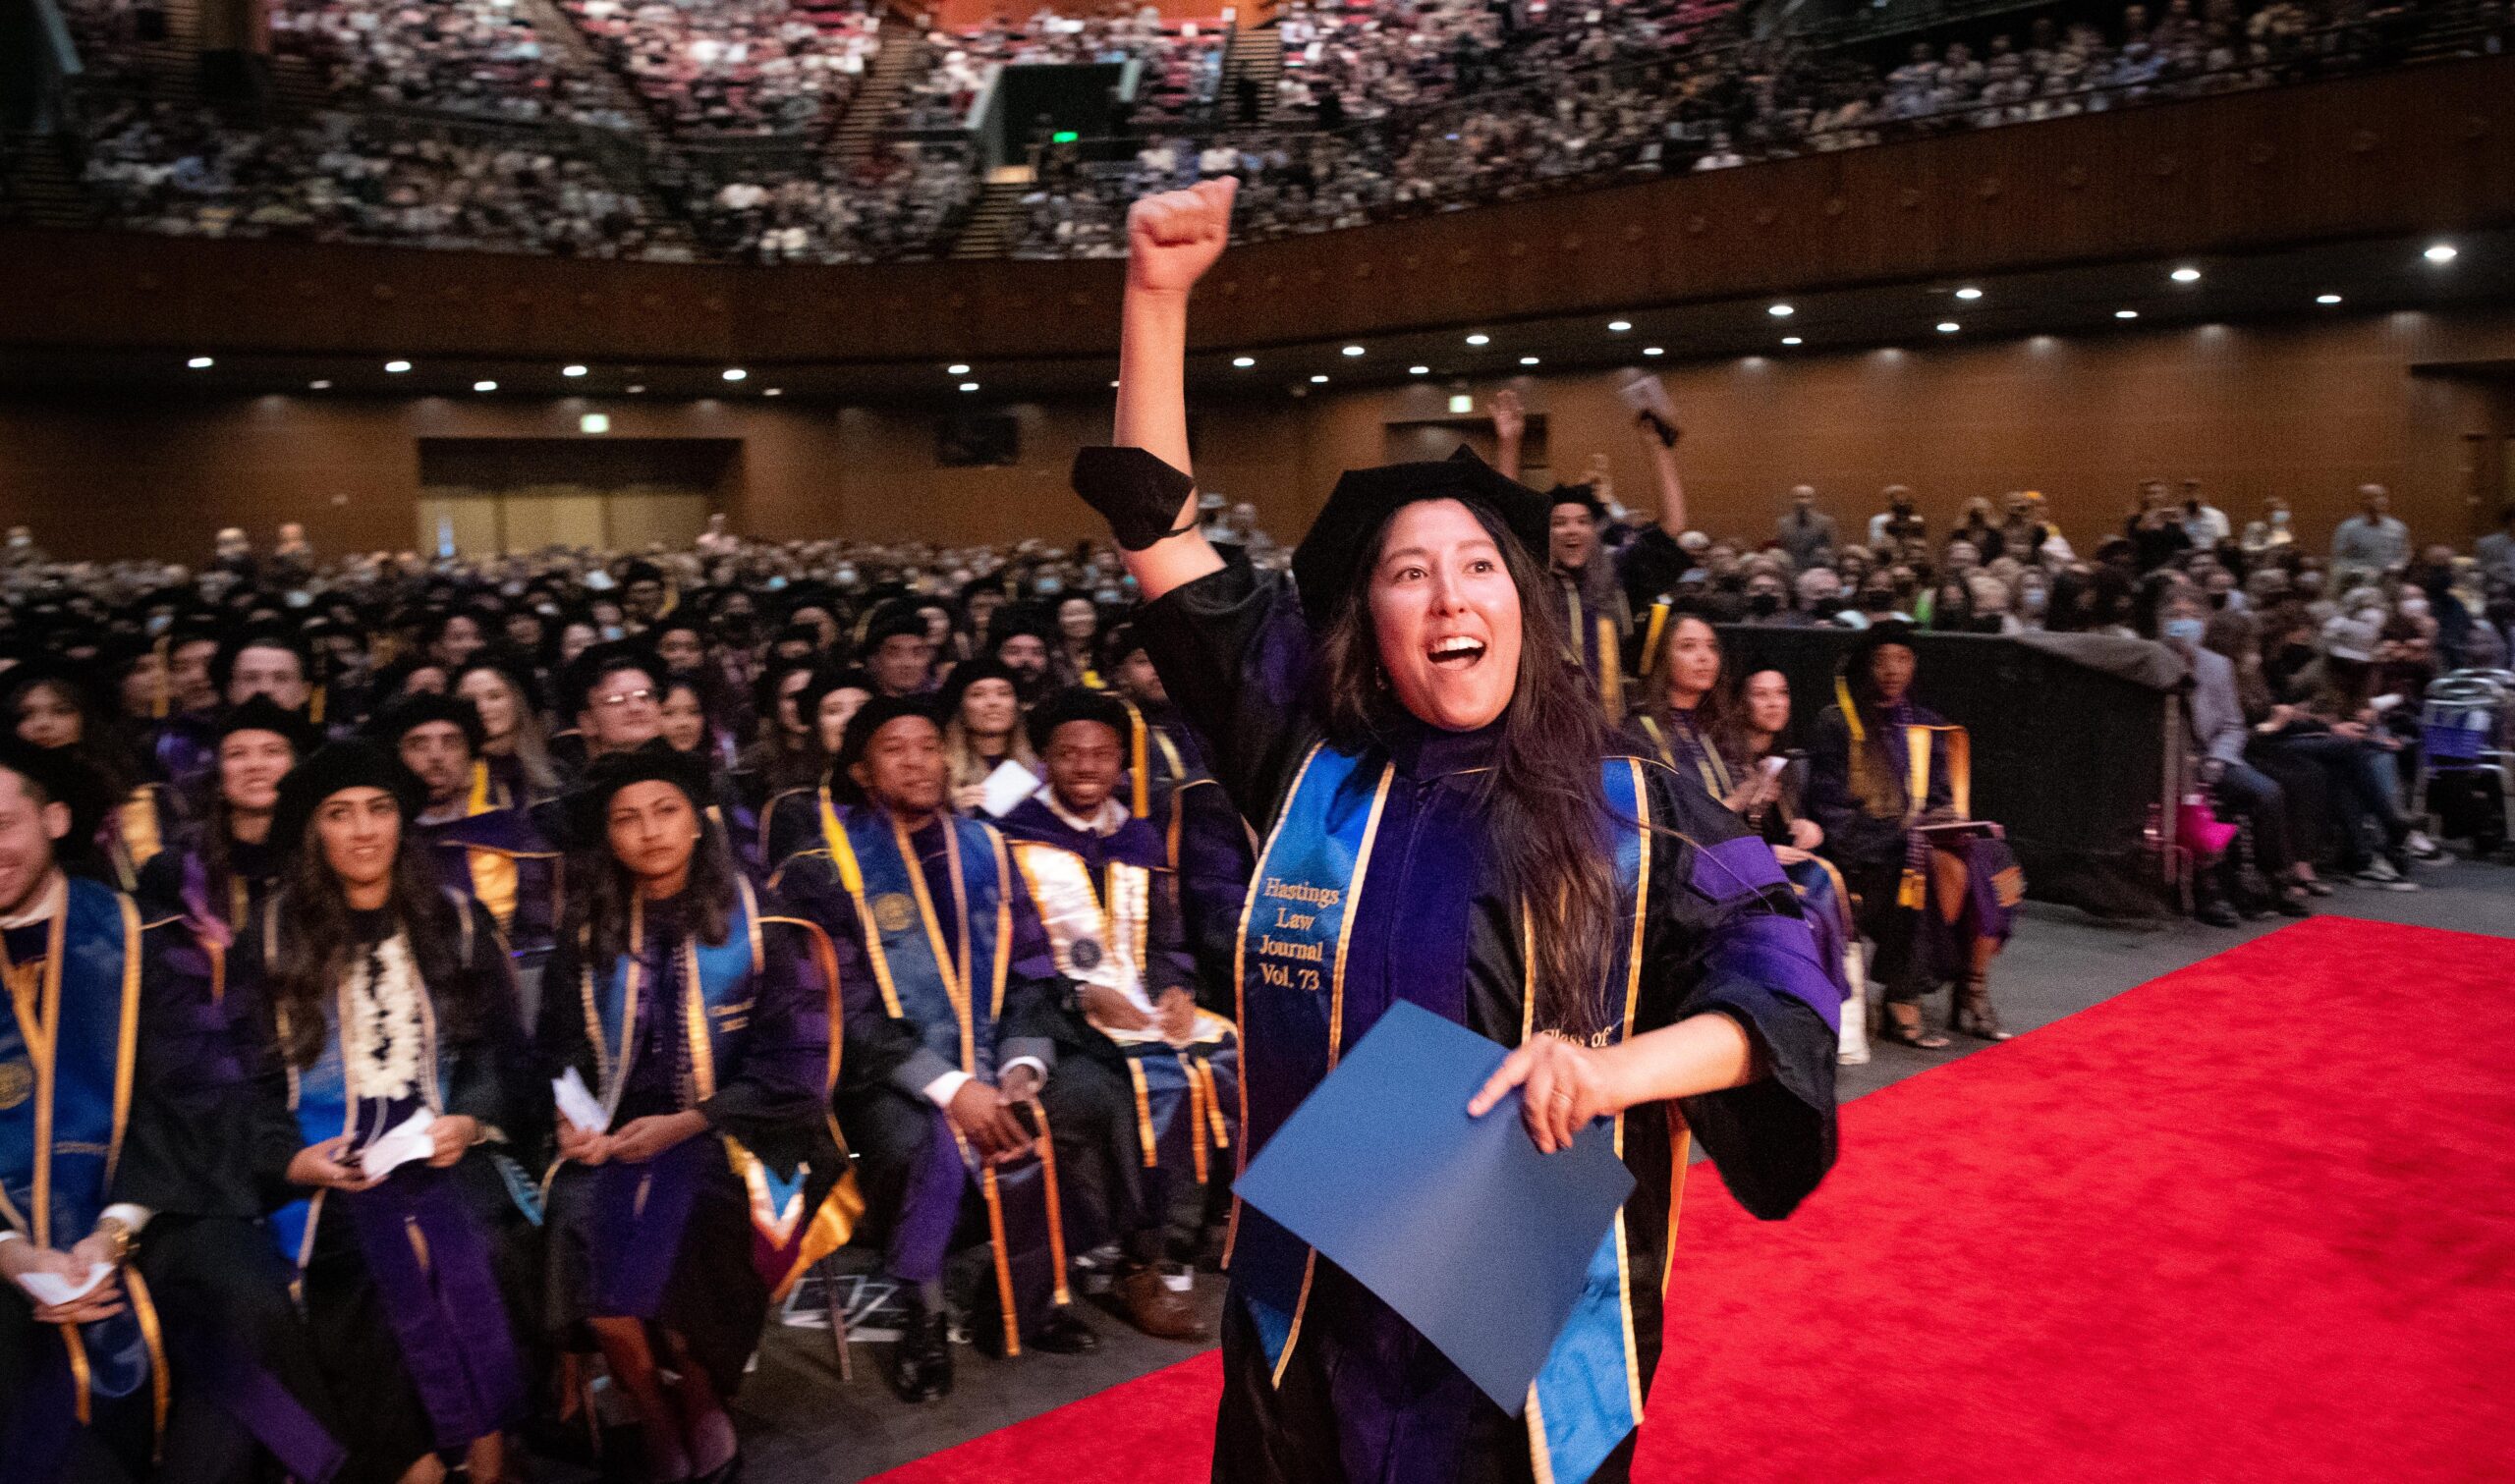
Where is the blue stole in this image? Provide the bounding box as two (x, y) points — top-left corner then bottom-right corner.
(577, 877), (858, 1302)
(0, 880), (162, 1477)
(816, 790), (1012, 1080)
(1231, 746), (1655, 1484)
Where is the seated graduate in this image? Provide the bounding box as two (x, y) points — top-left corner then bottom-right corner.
(756, 666), (875, 870)
(770, 696), (1095, 1405)
(451, 659), (565, 811)
(135, 696), (315, 944)
(5, 660), (179, 896)
(0, 738), (340, 1484)
(372, 694), (562, 971)
(539, 742), (856, 1484)
(994, 687), (1223, 1343)
(243, 742), (538, 1484)
(1808, 623), (2023, 1049)
(144, 627), (223, 797)
(939, 658), (1036, 819)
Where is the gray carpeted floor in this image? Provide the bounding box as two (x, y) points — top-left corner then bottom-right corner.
(643, 860), (2515, 1484)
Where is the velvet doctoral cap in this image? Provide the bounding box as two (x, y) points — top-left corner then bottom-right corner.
(1025, 687), (1132, 757)
(569, 739), (715, 844)
(1290, 447), (1551, 629)
(271, 741), (421, 857)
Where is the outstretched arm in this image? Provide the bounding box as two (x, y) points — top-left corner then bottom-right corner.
(1643, 414), (1689, 540)
(1110, 178), (1237, 602)
(1488, 389), (1526, 483)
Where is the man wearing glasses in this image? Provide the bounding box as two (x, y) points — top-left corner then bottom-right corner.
(560, 641), (760, 869)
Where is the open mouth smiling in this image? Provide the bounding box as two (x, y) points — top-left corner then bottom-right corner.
(1427, 635), (1486, 670)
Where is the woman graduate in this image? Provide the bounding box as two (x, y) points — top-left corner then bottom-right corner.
(247, 742), (538, 1484)
(1074, 179), (1839, 1484)
(1807, 624), (2023, 1048)
(539, 742), (856, 1484)
(136, 696), (317, 943)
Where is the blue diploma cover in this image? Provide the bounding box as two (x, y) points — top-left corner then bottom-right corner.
(1232, 1000), (1637, 1413)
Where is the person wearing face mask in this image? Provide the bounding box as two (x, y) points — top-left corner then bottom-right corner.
(1868, 485), (1925, 549)
(1739, 569), (1793, 626)
(2157, 587), (2314, 924)
(1074, 182), (1837, 1483)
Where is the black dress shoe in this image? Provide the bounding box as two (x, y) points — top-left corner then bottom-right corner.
(1026, 1307), (1100, 1355)
(891, 1305), (954, 1403)
(2272, 891), (2313, 918)
(2195, 900), (2241, 927)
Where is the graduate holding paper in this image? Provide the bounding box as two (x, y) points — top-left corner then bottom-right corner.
(538, 742), (858, 1484)
(1075, 179), (1841, 1484)
(245, 742), (538, 1484)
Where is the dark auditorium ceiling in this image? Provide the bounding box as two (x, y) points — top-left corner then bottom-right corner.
(4, 229), (2511, 406)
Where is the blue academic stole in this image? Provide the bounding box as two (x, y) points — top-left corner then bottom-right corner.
(1231, 746), (1657, 1484)
(579, 876), (857, 1298)
(265, 903), (459, 1273)
(817, 790), (1011, 1079)
(0, 880), (162, 1452)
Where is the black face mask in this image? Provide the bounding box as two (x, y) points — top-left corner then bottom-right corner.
(1861, 589), (1895, 614)
(1748, 592), (1783, 616)
(1811, 596), (1847, 620)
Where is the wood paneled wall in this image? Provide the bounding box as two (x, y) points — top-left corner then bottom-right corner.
(6, 304), (2511, 560)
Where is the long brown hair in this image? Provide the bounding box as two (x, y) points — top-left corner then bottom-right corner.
(568, 804), (739, 969)
(1314, 501), (1621, 1039)
(267, 810), (471, 1071)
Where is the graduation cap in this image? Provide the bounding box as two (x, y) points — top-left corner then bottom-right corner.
(270, 741), (422, 857)
(1547, 481), (1606, 521)
(1290, 448), (1551, 629)
(569, 739), (715, 845)
(940, 656), (1020, 716)
(369, 690), (486, 757)
(217, 693), (322, 759)
(859, 601), (927, 652)
(0, 733), (111, 851)
(835, 693), (941, 776)
(1026, 686), (1131, 757)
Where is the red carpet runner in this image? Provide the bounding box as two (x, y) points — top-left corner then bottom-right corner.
(869, 917), (2515, 1482)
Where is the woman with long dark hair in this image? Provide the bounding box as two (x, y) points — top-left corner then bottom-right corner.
(135, 695), (313, 942)
(1626, 611), (1760, 813)
(247, 742), (537, 1484)
(539, 742), (854, 1484)
(1808, 625), (2023, 1048)
(1075, 181), (1837, 1484)
(756, 665), (876, 868)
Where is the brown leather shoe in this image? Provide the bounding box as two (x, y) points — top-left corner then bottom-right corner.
(1115, 1265), (1206, 1342)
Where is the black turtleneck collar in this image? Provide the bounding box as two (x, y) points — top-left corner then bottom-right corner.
(1384, 712), (1505, 781)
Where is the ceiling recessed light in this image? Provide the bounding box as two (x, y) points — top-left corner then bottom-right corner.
(1231, 356), (1256, 368)
(2170, 267), (2202, 283)
(1409, 364), (1430, 375)
(763, 387), (783, 397)
(1767, 303), (1795, 317)
(2425, 243), (2458, 264)
(186, 356), (213, 369)
(1953, 287), (1983, 301)
(958, 381), (979, 393)
(1310, 374), (1329, 384)
(722, 368), (747, 382)
(1518, 356), (1540, 366)
(1936, 321), (1960, 334)
(947, 363), (972, 375)
(1780, 336), (1803, 346)
(626, 384), (645, 393)
(384, 360), (412, 373)
(473, 380), (498, 392)
(2316, 294), (2344, 305)
(1465, 334), (1490, 347)
(308, 379), (332, 390)
(1643, 346), (1665, 357)
(1607, 320), (1632, 333)
(1341, 345), (1366, 357)
(562, 363), (588, 377)
(2114, 309), (2140, 320)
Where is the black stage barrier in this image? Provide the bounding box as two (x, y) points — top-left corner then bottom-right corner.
(1717, 627), (2186, 920)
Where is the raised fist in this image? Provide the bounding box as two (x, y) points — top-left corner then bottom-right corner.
(1127, 177), (1238, 296)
